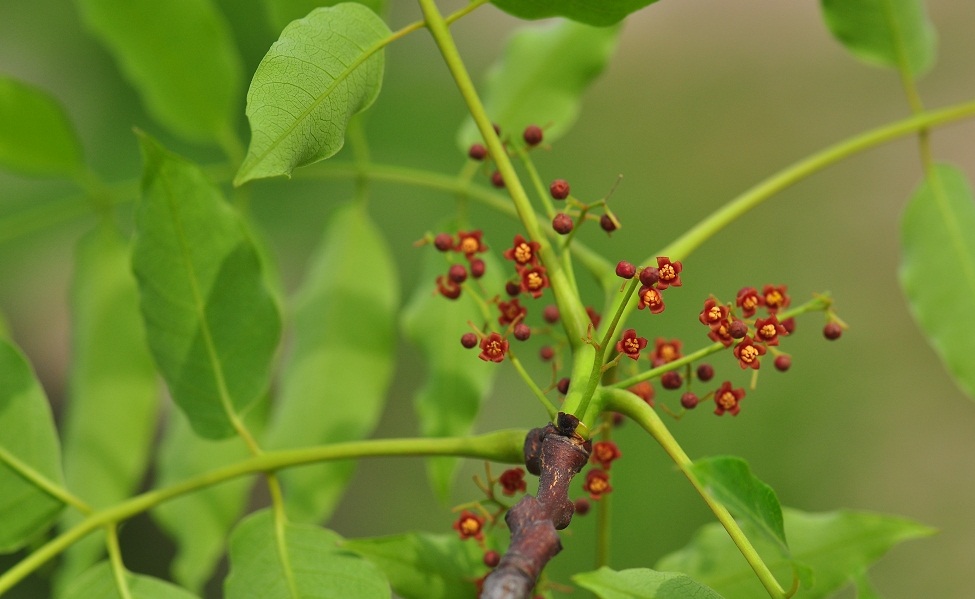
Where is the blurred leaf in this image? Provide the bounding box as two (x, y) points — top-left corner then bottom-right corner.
(458, 20), (620, 149)
(0, 338), (65, 553)
(262, 0), (385, 34)
(266, 203), (397, 524)
(656, 508), (934, 599)
(900, 164), (975, 400)
(0, 76), (84, 178)
(133, 133), (280, 439)
(56, 221), (159, 590)
(820, 0), (936, 77)
(224, 509), (390, 599)
(688, 456), (788, 554)
(401, 231), (500, 502)
(62, 561), (200, 599)
(235, 4), (390, 185)
(343, 532), (484, 599)
(573, 567), (725, 599)
(74, 0), (243, 143)
(490, 0), (657, 26)
(151, 409), (257, 593)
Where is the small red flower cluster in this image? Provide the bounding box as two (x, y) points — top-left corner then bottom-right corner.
(699, 285), (794, 371)
(503, 234), (550, 299)
(636, 257), (682, 315)
(432, 229), (489, 300)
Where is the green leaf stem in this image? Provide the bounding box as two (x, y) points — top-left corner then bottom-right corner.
(267, 203), (398, 523)
(0, 76), (84, 178)
(900, 163), (975, 400)
(133, 133), (281, 439)
(235, 3), (390, 185)
(490, 0), (658, 26)
(573, 567), (725, 599)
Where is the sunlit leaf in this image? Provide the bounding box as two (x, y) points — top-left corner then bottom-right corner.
(400, 229), (500, 502)
(573, 567), (725, 599)
(74, 0), (243, 143)
(235, 4), (390, 185)
(490, 0), (657, 26)
(224, 509), (390, 599)
(900, 163), (975, 400)
(343, 532), (485, 599)
(458, 20), (619, 149)
(0, 338), (65, 553)
(0, 76), (84, 178)
(133, 132), (280, 439)
(62, 561), (200, 599)
(820, 0), (936, 77)
(56, 221), (159, 590)
(656, 508), (934, 599)
(267, 203), (398, 524)
(262, 0), (385, 34)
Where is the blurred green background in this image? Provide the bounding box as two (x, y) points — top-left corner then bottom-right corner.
(2, 0), (974, 597)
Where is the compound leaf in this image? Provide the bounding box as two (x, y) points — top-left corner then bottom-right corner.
(900, 163), (975, 400)
(573, 567), (725, 599)
(0, 76), (84, 178)
(133, 132), (280, 439)
(262, 0), (385, 34)
(235, 4), (390, 185)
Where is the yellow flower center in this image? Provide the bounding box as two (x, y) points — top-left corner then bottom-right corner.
(743, 296), (758, 309)
(624, 339), (640, 353)
(660, 345), (677, 361)
(514, 243), (532, 263)
(760, 324), (777, 338)
(740, 345), (759, 362)
(660, 264), (675, 280)
(766, 290), (783, 306)
(527, 272), (543, 289)
(589, 478), (608, 493)
(718, 392), (736, 409)
(708, 306), (722, 321)
(460, 518), (480, 534)
(460, 238), (479, 254)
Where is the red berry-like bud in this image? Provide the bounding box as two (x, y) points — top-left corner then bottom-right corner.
(573, 498), (591, 516)
(616, 261), (636, 279)
(557, 377), (570, 395)
(523, 124), (543, 146)
(460, 333), (478, 349)
(696, 363), (715, 382)
(774, 355), (792, 371)
(543, 305), (559, 323)
(552, 213), (574, 234)
(550, 179), (570, 200)
(539, 346), (554, 361)
(680, 392), (699, 409)
(729, 319), (748, 339)
(434, 233), (453, 251)
(661, 371), (683, 390)
(505, 281), (521, 297)
(600, 214), (617, 232)
(470, 258), (486, 279)
(490, 170), (505, 188)
(639, 267), (659, 286)
(781, 317), (797, 334)
(483, 550), (501, 568)
(513, 323), (531, 341)
(823, 322), (843, 340)
(448, 263), (467, 283)
(468, 143), (487, 161)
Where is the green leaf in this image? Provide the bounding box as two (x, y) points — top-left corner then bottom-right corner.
(900, 164), (975, 400)
(656, 508), (934, 599)
(490, 0), (657, 26)
(0, 76), (84, 178)
(133, 132), (281, 439)
(262, 0), (385, 35)
(0, 338), (65, 553)
(688, 456), (788, 554)
(74, 0), (243, 143)
(56, 221), (159, 590)
(224, 509), (390, 599)
(573, 567), (725, 599)
(234, 4), (390, 185)
(458, 20), (620, 149)
(62, 561), (200, 599)
(266, 203), (398, 523)
(820, 0), (937, 77)
(343, 532), (484, 599)
(151, 409), (257, 593)
(400, 232), (500, 502)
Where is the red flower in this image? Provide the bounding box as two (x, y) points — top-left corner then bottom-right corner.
(497, 298), (527, 326)
(650, 338), (682, 367)
(699, 298), (729, 331)
(453, 510), (485, 541)
(637, 286), (665, 314)
(754, 315), (788, 346)
(655, 257), (683, 289)
(455, 230), (488, 257)
(735, 287), (764, 318)
(733, 335), (766, 370)
(628, 381), (655, 407)
(591, 441), (622, 470)
(502, 234), (540, 266)
(583, 469), (612, 500)
(708, 320), (735, 348)
(713, 381), (745, 416)
(616, 329), (648, 360)
(762, 284), (790, 313)
(498, 468), (527, 496)
(518, 265), (549, 298)
(478, 333), (509, 363)
(436, 275), (461, 300)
